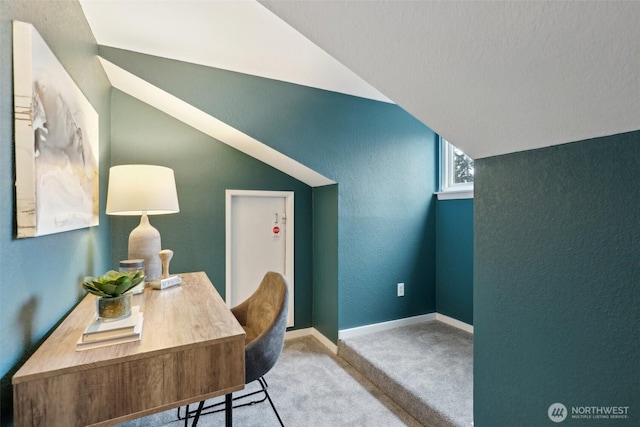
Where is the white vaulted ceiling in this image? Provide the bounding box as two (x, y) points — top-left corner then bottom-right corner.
(81, 0), (640, 160)
(79, 0), (390, 102)
(261, 1), (640, 159)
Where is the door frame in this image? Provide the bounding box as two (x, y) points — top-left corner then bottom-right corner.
(225, 189), (295, 326)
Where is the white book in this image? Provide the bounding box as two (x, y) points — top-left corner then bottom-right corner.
(76, 318), (143, 351)
(81, 315), (144, 343)
(82, 306), (141, 341)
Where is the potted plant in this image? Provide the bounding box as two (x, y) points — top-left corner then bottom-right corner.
(82, 270), (145, 320)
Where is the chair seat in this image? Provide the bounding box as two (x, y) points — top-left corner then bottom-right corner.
(242, 325), (258, 344)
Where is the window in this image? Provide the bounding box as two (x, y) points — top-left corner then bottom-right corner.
(439, 137), (474, 199)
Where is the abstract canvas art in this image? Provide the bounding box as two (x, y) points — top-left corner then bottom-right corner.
(13, 21), (99, 238)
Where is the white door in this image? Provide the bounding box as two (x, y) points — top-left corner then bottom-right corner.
(226, 190), (294, 327)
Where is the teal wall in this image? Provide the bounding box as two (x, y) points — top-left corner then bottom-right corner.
(436, 198), (473, 325)
(0, 1), (111, 423)
(110, 90), (314, 327)
(474, 131), (640, 426)
(99, 47), (439, 333)
(312, 184), (339, 341)
(0, 5), (458, 423)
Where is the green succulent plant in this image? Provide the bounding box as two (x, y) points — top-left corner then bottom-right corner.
(81, 270), (145, 298)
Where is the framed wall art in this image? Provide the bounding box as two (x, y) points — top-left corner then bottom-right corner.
(13, 21), (99, 238)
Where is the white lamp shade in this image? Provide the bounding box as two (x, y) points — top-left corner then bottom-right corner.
(106, 165), (179, 215)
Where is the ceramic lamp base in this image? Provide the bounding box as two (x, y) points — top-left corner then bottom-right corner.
(128, 212), (162, 281)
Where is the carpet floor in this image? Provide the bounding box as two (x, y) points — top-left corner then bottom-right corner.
(339, 321), (473, 427)
(118, 320), (473, 427)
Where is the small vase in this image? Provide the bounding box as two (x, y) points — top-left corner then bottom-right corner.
(96, 293), (132, 321)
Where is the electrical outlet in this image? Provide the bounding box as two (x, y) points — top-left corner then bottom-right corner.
(397, 282), (405, 297)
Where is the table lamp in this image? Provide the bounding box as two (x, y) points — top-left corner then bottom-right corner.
(106, 165), (179, 281)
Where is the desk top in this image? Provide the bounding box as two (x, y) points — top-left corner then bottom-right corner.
(13, 271), (245, 384)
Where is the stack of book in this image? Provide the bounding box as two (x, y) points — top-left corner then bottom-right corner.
(76, 306), (144, 351)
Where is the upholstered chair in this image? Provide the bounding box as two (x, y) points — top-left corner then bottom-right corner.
(181, 271), (289, 427)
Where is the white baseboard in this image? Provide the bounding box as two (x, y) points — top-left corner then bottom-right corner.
(435, 313), (474, 333)
(285, 313), (473, 355)
(338, 313), (437, 340)
(338, 312), (473, 340)
(286, 327), (338, 354)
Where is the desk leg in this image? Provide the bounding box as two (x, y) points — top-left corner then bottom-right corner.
(225, 393), (233, 427)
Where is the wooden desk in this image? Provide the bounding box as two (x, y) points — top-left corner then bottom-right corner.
(13, 272), (245, 426)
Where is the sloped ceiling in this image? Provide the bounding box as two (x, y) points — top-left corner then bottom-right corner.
(79, 0), (380, 186)
(98, 57), (335, 187)
(79, 0), (389, 102)
(81, 0), (640, 161)
(262, 1), (640, 159)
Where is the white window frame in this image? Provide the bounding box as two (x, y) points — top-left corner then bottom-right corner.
(437, 137), (474, 200)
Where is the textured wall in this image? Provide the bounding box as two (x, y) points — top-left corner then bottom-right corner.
(474, 131), (640, 425)
(99, 46), (438, 333)
(436, 198), (473, 325)
(312, 184), (339, 341)
(335, 124), (437, 329)
(111, 90), (314, 327)
(0, 1), (111, 423)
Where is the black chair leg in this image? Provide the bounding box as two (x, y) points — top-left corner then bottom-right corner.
(177, 378), (282, 426)
(182, 404), (188, 427)
(264, 387), (284, 427)
(191, 400), (205, 427)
